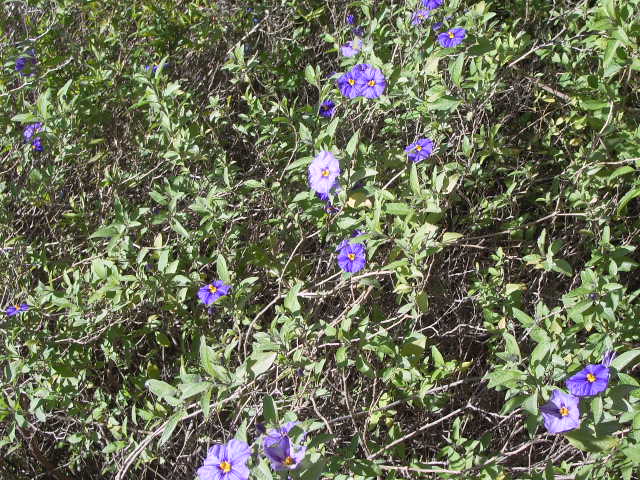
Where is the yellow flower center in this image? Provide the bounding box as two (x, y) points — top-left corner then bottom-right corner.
(347, 253), (356, 261)
(559, 407), (569, 417)
(283, 456), (295, 466)
(321, 169), (330, 177)
(348, 78), (355, 85)
(368, 80), (376, 86)
(15, 305), (20, 310)
(448, 31), (455, 39)
(209, 285), (218, 293)
(219, 461), (231, 473)
(587, 373), (596, 383)
(415, 145), (422, 151)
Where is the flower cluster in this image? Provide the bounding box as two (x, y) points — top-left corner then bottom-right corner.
(540, 351), (615, 434)
(337, 63), (386, 99)
(23, 122), (44, 152)
(198, 422), (306, 480)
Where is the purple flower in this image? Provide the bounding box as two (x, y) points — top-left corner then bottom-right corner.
(23, 122), (43, 142)
(341, 38), (362, 57)
(352, 26), (365, 37)
(263, 422), (306, 471)
(351, 229), (365, 238)
(337, 242), (366, 273)
(325, 203), (339, 214)
(438, 27), (467, 48)
(319, 99), (336, 118)
(540, 389), (580, 434)
(31, 137), (44, 152)
(354, 64), (386, 99)
(15, 53), (37, 76)
(6, 304), (29, 316)
(432, 21), (444, 31)
(412, 10), (430, 25)
(422, 0), (444, 9)
(337, 69), (361, 98)
(346, 13), (356, 25)
(566, 364), (610, 397)
(198, 280), (231, 306)
(145, 62), (170, 73)
(308, 151), (340, 194)
(197, 439), (251, 480)
(405, 138), (434, 163)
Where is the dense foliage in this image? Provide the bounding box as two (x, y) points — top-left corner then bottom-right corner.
(2, 0), (640, 478)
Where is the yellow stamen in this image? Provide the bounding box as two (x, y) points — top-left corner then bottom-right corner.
(348, 78), (355, 86)
(415, 145), (422, 151)
(219, 461), (231, 473)
(321, 169), (330, 177)
(347, 253), (356, 261)
(15, 305), (20, 310)
(587, 373), (596, 383)
(208, 285), (218, 293)
(559, 407), (569, 417)
(283, 456), (294, 466)
(448, 31), (455, 39)
(368, 80), (376, 86)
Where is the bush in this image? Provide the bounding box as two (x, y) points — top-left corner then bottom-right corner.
(2, 0), (640, 479)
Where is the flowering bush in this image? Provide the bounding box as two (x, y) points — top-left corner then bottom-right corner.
(3, 0), (640, 479)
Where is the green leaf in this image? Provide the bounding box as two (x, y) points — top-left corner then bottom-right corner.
(178, 381), (211, 400)
(385, 203), (413, 216)
(159, 409), (186, 446)
(564, 428), (618, 452)
(248, 351), (277, 377)
(503, 332), (521, 360)
(591, 396), (602, 424)
(431, 345), (445, 367)
(304, 65), (317, 86)
(617, 187), (640, 214)
(11, 113), (39, 123)
(449, 52), (465, 85)
(216, 254), (230, 284)
(512, 307), (534, 327)
(623, 446), (640, 465)
(409, 163), (420, 195)
(486, 369), (525, 389)
(201, 386), (213, 419)
(262, 395), (278, 423)
(90, 225), (120, 239)
(427, 95), (461, 111)
(442, 232), (463, 244)
(284, 281), (303, 313)
(346, 129), (359, 157)
(91, 259), (108, 280)
(146, 379), (178, 399)
(522, 391), (538, 415)
(611, 349), (640, 371)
